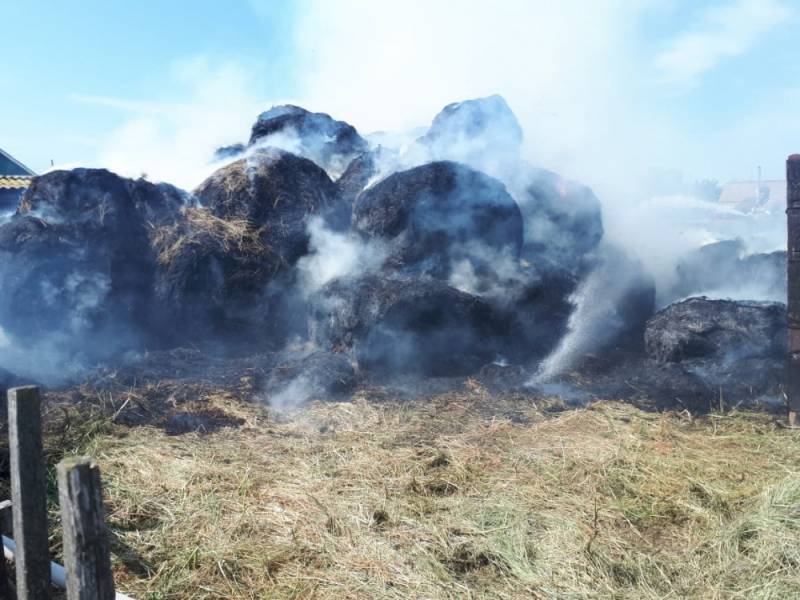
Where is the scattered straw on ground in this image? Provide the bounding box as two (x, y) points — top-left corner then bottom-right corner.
(55, 392), (800, 599)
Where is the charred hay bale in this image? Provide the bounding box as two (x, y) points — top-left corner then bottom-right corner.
(335, 151), (378, 208)
(666, 240), (786, 305)
(0, 170), (186, 360)
(645, 297), (786, 364)
(311, 275), (506, 376)
(583, 245), (656, 353)
(213, 143), (247, 161)
(20, 168), (186, 228)
(481, 269), (576, 364)
(0, 188), (23, 213)
(152, 207), (288, 344)
(518, 167), (603, 274)
(353, 161), (523, 279)
(195, 148), (344, 261)
(417, 94), (523, 163)
(264, 351), (358, 404)
(249, 105), (368, 174)
(614, 360), (713, 412)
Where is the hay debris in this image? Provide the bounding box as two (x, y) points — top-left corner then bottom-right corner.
(153, 207), (269, 267)
(44, 394), (800, 599)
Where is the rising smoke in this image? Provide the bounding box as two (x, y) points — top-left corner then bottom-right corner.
(1, 2), (792, 399)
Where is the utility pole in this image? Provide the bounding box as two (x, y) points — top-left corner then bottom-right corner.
(787, 155), (800, 427)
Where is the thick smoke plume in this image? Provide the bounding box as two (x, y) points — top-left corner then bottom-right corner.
(1, 1), (791, 405)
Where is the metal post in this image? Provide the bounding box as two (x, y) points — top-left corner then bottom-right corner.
(7, 386), (51, 599)
(57, 457), (115, 600)
(787, 155), (800, 427)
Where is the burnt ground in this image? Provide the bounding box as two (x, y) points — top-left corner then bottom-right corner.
(3, 341), (784, 451)
(0, 345), (791, 599)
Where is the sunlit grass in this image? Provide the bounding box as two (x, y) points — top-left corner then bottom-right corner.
(52, 392), (800, 598)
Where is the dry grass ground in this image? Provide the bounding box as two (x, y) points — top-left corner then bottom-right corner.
(53, 388), (800, 599)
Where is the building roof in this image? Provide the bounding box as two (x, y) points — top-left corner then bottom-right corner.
(0, 148), (35, 176)
(718, 180), (785, 214)
(0, 175), (33, 190)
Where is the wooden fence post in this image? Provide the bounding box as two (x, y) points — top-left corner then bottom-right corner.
(57, 457), (115, 600)
(0, 499), (13, 599)
(787, 154), (800, 427)
(8, 386), (50, 599)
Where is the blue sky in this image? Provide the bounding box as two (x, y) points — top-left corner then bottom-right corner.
(0, 1), (298, 173)
(1, 0), (798, 189)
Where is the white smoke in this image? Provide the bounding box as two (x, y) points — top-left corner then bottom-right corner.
(530, 246), (647, 383)
(73, 58), (278, 190)
(293, 0), (793, 306)
(297, 216), (386, 296)
(267, 374), (316, 411)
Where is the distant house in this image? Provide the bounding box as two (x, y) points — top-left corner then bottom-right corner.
(718, 180), (786, 215)
(0, 148), (35, 212)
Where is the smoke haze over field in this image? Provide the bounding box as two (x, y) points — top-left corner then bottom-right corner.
(292, 0), (792, 277)
(16, 1), (789, 192)
(46, 1), (792, 282)
(0, 0), (795, 390)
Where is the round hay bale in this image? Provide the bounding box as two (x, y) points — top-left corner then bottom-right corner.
(195, 148), (341, 265)
(645, 297), (786, 364)
(0, 169), (186, 363)
(311, 275), (507, 376)
(518, 167), (604, 274)
(353, 161), (523, 279)
(249, 105), (368, 174)
(417, 94), (523, 163)
(152, 207), (286, 345)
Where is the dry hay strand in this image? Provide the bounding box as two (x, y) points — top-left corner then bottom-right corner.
(153, 207), (270, 267)
(45, 394), (800, 599)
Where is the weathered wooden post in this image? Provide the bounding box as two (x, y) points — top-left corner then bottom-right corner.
(57, 457), (115, 600)
(8, 386), (50, 599)
(0, 499), (13, 599)
(788, 155), (800, 427)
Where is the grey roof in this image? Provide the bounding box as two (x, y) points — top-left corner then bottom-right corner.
(0, 148), (35, 176)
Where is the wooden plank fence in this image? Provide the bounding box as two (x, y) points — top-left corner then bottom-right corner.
(1, 386), (133, 600)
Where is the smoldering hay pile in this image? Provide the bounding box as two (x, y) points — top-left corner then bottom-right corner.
(0, 96), (788, 412)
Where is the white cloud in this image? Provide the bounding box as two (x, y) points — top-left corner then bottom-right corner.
(73, 58), (277, 190)
(655, 0), (793, 87)
(70, 94), (169, 115)
(293, 0), (662, 189)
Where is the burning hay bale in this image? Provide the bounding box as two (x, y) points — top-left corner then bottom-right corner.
(665, 239), (786, 304)
(152, 207), (281, 344)
(334, 150), (379, 207)
(353, 161), (523, 280)
(645, 297), (786, 364)
(152, 148), (350, 345)
(638, 297), (786, 406)
(248, 105), (368, 174)
(413, 95), (602, 276)
(0, 169), (187, 370)
(489, 270), (576, 363)
(518, 167), (604, 274)
(196, 147), (346, 257)
(311, 275), (508, 376)
(19, 168), (186, 227)
(417, 94), (524, 164)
